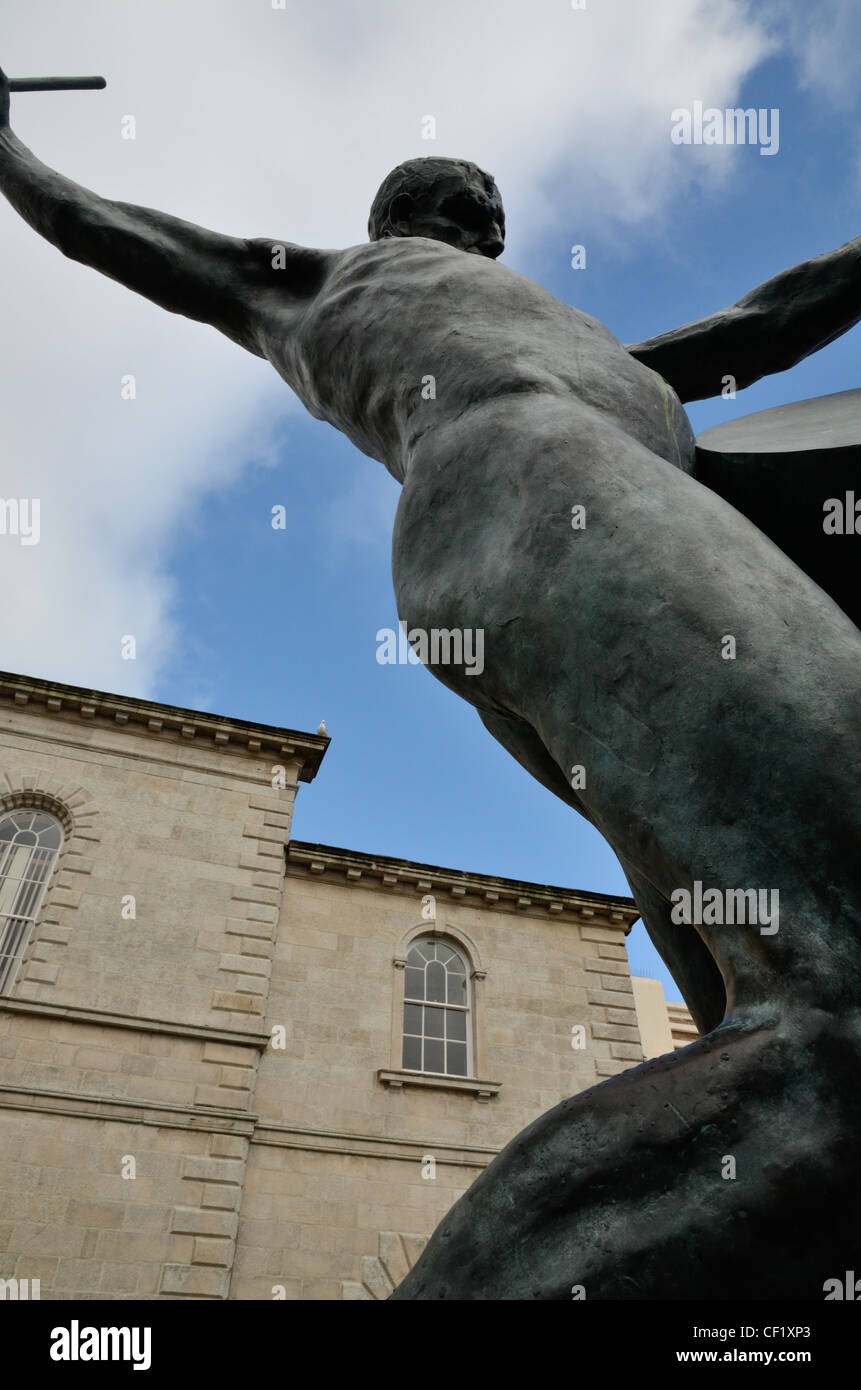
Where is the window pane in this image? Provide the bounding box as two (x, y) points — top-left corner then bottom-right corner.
(401, 939), (472, 1077)
(32, 815), (62, 849)
(424, 1005), (444, 1038)
(404, 967), (424, 1000)
(426, 961), (446, 1003)
(447, 971), (467, 1005)
(447, 1009), (467, 1042)
(0, 810), (63, 998)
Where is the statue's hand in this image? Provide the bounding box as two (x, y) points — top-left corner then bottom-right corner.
(0, 67), (10, 128)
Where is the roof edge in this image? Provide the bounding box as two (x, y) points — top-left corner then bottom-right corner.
(0, 670), (329, 781)
(287, 840), (639, 928)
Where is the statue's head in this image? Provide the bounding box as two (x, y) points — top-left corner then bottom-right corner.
(368, 157), (505, 258)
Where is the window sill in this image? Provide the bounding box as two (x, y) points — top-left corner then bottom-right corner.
(378, 1068), (501, 1101)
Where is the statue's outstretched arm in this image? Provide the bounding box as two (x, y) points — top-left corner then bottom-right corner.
(626, 233), (861, 402)
(0, 74), (322, 356)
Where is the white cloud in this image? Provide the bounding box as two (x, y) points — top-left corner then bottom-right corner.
(775, 0), (861, 108)
(0, 0), (774, 694)
(771, 0), (861, 186)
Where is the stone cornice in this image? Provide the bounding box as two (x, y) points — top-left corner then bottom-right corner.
(0, 1081), (498, 1161)
(286, 841), (639, 930)
(0, 670), (329, 781)
(0, 1082), (258, 1136)
(0, 997), (272, 1049)
(252, 1120), (498, 1167)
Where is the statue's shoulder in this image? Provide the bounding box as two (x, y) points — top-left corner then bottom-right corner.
(245, 237), (342, 270)
(241, 237), (340, 296)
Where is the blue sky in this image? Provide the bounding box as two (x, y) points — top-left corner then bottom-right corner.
(2, 0), (859, 1001)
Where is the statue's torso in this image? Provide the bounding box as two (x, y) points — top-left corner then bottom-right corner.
(259, 238), (695, 483)
(257, 235), (861, 1020)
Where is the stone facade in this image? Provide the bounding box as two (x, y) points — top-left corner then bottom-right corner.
(631, 976), (697, 1058)
(0, 670), (644, 1300)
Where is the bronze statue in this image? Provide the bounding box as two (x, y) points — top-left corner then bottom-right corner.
(3, 69), (859, 1298)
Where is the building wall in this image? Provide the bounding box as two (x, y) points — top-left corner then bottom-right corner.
(233, 846), (641, 1299)
(0, 673), (323, 1300)
(0, 673), (646, 1301)
(0, 688), (312, 1029)
(0, 1100), (248, 1299)
(631, 975), (697, 1058)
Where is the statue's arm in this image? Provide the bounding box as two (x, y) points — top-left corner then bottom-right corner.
(0, 112), (323, 356)
(626, 234), (861, 402)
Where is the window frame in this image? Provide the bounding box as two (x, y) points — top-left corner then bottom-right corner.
(387, 921), (494, 1096)
(0, 808), (64, 995)
(401, 936), (472, 1079)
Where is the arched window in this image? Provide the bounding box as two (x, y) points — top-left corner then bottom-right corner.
(402, 937), (470, 1077)
(0, 809), (63, 994)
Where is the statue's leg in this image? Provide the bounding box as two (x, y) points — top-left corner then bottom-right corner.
(390, 1001), (861, 1299)
(475, 706), (591, 818)
(617, 857), (726, 1036)
(395, 400), (861, 1006)
(476, 706), (726, 1035)
(393, 399), (861, 1297)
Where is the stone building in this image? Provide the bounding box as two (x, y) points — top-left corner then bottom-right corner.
(0, 669), (662, 1300)
(631, 977), (696, 1059)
